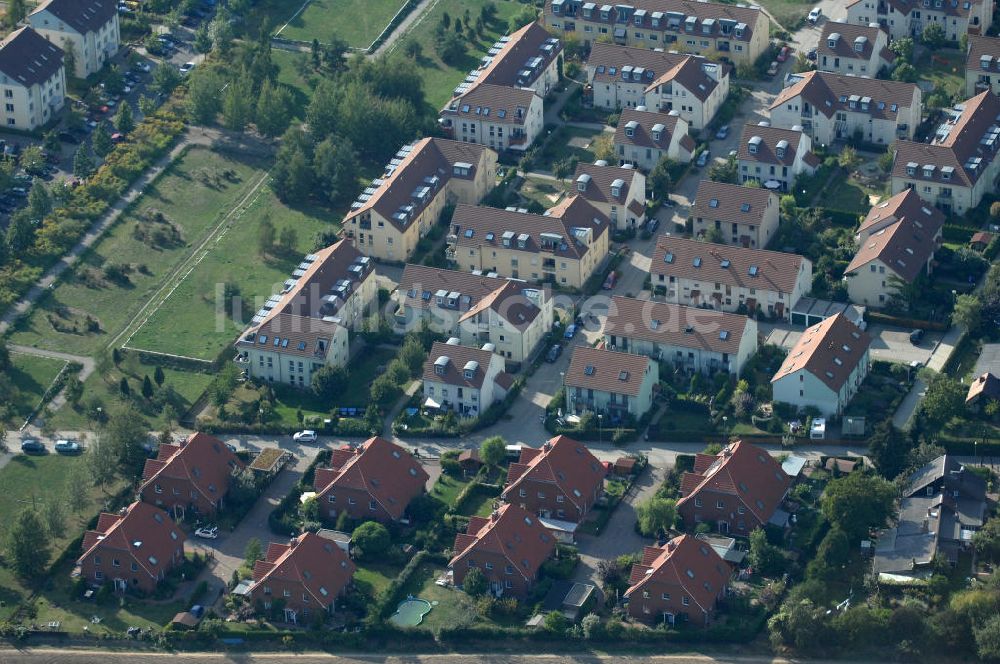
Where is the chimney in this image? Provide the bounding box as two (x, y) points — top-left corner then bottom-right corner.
(543, 441), (552, 452)
(666, 539), (677, 552)
(491, 509), (500, 522)
(290, 536), (300, 547)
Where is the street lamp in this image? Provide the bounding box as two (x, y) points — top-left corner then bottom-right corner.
(598, 413), (603, 444)
(722, 415), (728, 441)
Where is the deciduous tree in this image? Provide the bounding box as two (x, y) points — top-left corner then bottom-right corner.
(480, 436), (506, 467)
(821, 472), (896, 540)
(635, 496), (676, 537)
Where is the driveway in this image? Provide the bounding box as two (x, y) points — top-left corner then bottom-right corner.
(760, 320), (939, 365)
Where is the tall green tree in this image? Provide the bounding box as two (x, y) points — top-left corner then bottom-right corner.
(920, 370), (966, 427)
(152, 63), (181, 96)
(6, 509), (50, 579)
(313, 137), (359, 206)
(73, 146), (95, 178)
(28, 182), (52, 220)
(6, 210), (34, 253)
(7, 0), (26, 25)
(154, 366), (165, 387)
(222, 78), (253, 132)
(820, 472), (897, 540)
(257, 215), (276, 255)
(270, 127), (314, 203)
(953, 294), (982, 334)
(480, 436), (506, 467)
(322, 36), (349, 71)
(142, 375), (154, 399)
(635, 496), (677, 537)
(352, 521), (390, 559)
(648, 157), (674, 200)
(867, 421), (911, 479)
(92, 123), (114, 158)
(255, 80), (293, 138)
(186, 69), (223, 125)
(113, 102), (134, 133)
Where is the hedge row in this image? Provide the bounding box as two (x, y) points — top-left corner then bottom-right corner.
(865, 311), (949, 331)
(943, 224), (978, 243)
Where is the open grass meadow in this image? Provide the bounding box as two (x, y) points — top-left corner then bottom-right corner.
(5, 353), (66, 426)
(270, 0), (408, 48)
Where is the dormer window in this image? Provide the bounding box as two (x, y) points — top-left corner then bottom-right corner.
(748, 135), (761, 154)
(464, 369), (474, 379)
(776, 147), (784, 158)
(906, 162), (917, 176)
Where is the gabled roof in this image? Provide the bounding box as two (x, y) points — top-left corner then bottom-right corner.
(451, 196), (609, 261)
(845, 194), (943, 283)
(625, 534), (730, 614)
(587, 42), (723, 102)
(605, 295), (752, 355)
(967, 34), (1000, 74)
(613, 108), (695, 153)
(444, 83), (537, 125)
(313, 437), (429, 521)
(0, 27), (64, 88)
(503, 436), (605, 513)
(30, 0), (116, 34)
(771, 313), (872, 392)
(140, 432), (244, 504)
(848, 0), (985, 18)
(565, 345), (653, 397)
(251, 532), (355, 605)
(738, 124), (815, 166)
(677, 441), (791, 524)
(691, 180), (776, 228)
(549, 0), (762, 41)
(857, 188), (946, 237)
(572, 162), (643, 205)
(817, 21), (888, 61)
(651, 235), (810, 296)
(967, 372), (1000, 403)
(79, 502), (184, 579)
(449, 503), (556, 581)
(771, 71), (918, 122)
(424, 340), (500, 388)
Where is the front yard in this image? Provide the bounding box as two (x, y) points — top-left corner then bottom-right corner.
(393, 562), (481, 632)
(5, 353), (66, 426)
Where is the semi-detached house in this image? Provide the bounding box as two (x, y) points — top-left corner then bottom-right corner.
(343, 138), (498, 262)
(564, 345), (659, 421)
(846, 0), (993, 42)
(966, 34), (1000, 96)
(572, 161), (647, 230)
(0, 27), (65, 131)
(603, 295), (758, 376)
(770, 71), (921, 146)
(613, 107), (695, 170)
(737, 124), (820, 192)
(691, 181), (779, 249)
(544, 0), (769, 64)
(29, 0), (119, 78)
(651, 236), (813, 321)
(816, 21), (894, 77)
(423, 339), (513, 417)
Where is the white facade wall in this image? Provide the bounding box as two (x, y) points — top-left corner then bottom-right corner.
(423, 356), (506, 416)
(565, 363), (659, 419)
(772, 349), (870, 417)
(30, 9), (120, 78)
(452, 95), (544, 152)
(243, 326), (349, 388)
(607, 319), (758, 376)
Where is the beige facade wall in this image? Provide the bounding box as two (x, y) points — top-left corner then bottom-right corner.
(615, 135), (694, 170)
(692, 199), (779, 249)
(771, 92), (920, 146)
(30, 9), (120, 78)
(607, 318), (758, 376)
(967, 69), (1000, 97)
(451, 95), (544, 152)
(846, 0), (993, 41)
(845, 258), (905, 308)
(423, 356), (506, 416)
(890, 157), (999, 215)
(0, 66), (65, 130)
(589, 73), (727, 130)
(243, 325), (349, 388)
(565, 362), (659, 419)
(772, 349), (870, 417)
(457, 232), (609, 289)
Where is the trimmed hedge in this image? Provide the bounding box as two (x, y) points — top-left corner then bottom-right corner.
(943, 224), (977, 243)
(865, 311), (949, 331)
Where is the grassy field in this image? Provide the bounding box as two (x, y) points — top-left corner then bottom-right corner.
(355, 561), (403, 599)
(272, 0), (407, 48)
(755, 0), (813, 28)
(271, 49), (316, 121)
(818, 175), (877, 214)
(429, 472), (473, 507)
(9, 148), (262, 358)
(923, 49), (966, 102)
(395, 563), (480, 631)
(5, 353), (65, 426)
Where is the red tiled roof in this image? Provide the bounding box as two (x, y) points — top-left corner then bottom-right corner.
(817, 22), (887, 61)
(140, 432), (244, 505)
(251, 532), (355, 605)
(967, 34), (1000, 73)
(771, 313), (872, 393)
(625, 535), (730, 614)
(770, 70), (918, 122)
(614, 108), (688, 152)
(572, 162), (643, 207)
(424, 340), (501, 389)
(676, 441), (791, 524)
(502, 436), (605, 513)
(449, 503), (556, 581)
(565, 345), (654, 398)
(313, 437), (429, 521)
(967, 372), (1000, 403)
(738, 125), (814, 166)
(78, 501), (185, 580)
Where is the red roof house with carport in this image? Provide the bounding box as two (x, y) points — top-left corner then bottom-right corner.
(501, 435), (605, 523)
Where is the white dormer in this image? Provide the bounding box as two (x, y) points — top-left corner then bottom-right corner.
(434, 355), (449, 376)
(828, 32), (841, 49)
(576, 172), (591, 192)
(775, 139), (788, 159)
(611, 178), (625, 197)
(748, 135), (762, 154)
(854, 35), (867, 52)
(651, 122), (665, 141)
(624, 119), (638, 137)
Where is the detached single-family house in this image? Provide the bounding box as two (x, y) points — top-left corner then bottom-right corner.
(691, 181), (779, 249)
(343, 138), (498, 261)
(770, 71), (921, 146)
(676, 440), (792, 535)
(235, 240), (376, 388)
(738, 124), (820, 192)
(502, 435), (606, 523)
(650, 235), (813, 321)
(564, 345), (659, 421)
(0, 27), (65, 130)
(449, 503), (556, 599)
(395, 264), (553, 364)
(816, 22), (894, 77)
(423, 339), (512, 417)
(572, 161), (647, 230)
(248, 532), (356, 624)
(844, 188), (945, 307)
(613, 107), (695, 171)
(28, 0), (119, 78)
(312, 437), (430, 524)
(966, 34), (1000, 97)
(77, 501), (185, 594)
(139, 432), (245, 519)
(544, 0), (769, 65)
(624, 534), (731, 626)
(771, 313), (872, 417)
(967, 372), (1000, 407)
(845, 0), (993, 42)
(603, 295), (758, 376)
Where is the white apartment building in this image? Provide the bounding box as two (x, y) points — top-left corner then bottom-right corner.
(816, 22), (894, 77)
(966, 34), (1000, 97)
(423, 339), (512, 417)
(572, 161), (647, 229)
(0, 27), (65, 130)
(846, 0), (993, 42)
(565, 346), (659, 421)
(613, 107), (695, 170)
(690, 180), (780, 249)
(737, 124), (820, 192)
(29, 0), (119, 79)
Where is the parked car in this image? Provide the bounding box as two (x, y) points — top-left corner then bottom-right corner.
(58, 131), (79, 144)
(179, 62), (196, 75)
(647, 218), (660, 233)
(545, 344), (562, 362)
(806, 47), (817, 61)
(194, 526), (219, 539)
(662, 198), (677, 208)
(767, 61), (779, 76)
(603, 271), (618, 290)
(777, 46), (791, 62)
(20, 439), (45, 455)
(696, 150), (711, 167)
(292, 430), (317, 443)
(54, 439), (82, 455)
(808, 7), (822, 22)
(564, 324), (578, 339)
(715, 125), (730, 140)
(909, 329), (925, 345)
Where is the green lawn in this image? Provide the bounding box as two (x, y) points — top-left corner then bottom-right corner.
(271, 49), (317, 120)
(9, 148), (262, 358)
(354, 561), (403, 600)
(125, 183), (340, 361)
(538, 126), (607, 168)
(395, 563), (480, 632)
(272, 0), (407, 49)
(458, 488), (499, 517)
(430, 473), (473, 507)
(754, 0), (812, 28)
(5, 353), (66, 426)
(386, 0), (526, 109)
(922, 49), (966, 102)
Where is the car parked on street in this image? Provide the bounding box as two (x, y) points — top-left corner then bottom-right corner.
(564, 324), (578, 339)
(292, 430), (317, 443)
(777, 46), (791, 62)
(21, 439), (45, 455)
(546, 344), (562, 362)
(909, 329), (924, 345)
(808, 7), (822, 23)
(54, 440), (82, 455)
(194, 526), (219, 539)
(696, 150), (711, 167)
(715, 125), (729, 140)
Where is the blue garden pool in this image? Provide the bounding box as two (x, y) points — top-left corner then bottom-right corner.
(388, 598), (432, 627)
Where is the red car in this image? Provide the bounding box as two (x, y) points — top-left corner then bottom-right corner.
(776, 46), (790, 62)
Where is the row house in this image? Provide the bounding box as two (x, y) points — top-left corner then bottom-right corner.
(139, 432), (245, 519)
(691, 180), (779, 249)
(564, 345), (659, 421)
(343, 137), (498, 261)
(737, 124), (820, 192)
(544, 0), (768, 64)
(0, 27), (65, 130)
(771, 313), (872, 417)
(29, 0), (119, 78)
(423, 338), (513, 417)
(816, 21), (894, 77)
(966, 34), (1000, 97)
(572, 160), (647, 229)
(603, 295), (758, 376)
(248, 532), (356, 624)
(77, 502), (185, 594)
(448, 196), (610, 289)
(624, 535), (731, 626)
(844, 188), (945, 307)
(845, 0), (993, 42)
(585, 42), (728, 130)
(313, 437), (429, 524)
(676, 440), (791, 535)
(890, 90), (1000, 214)
(395, 263), (553, 364)
(440, 23), (562, 153)
(501, 435), (606, 523)
(235, 240), (376, 388)
(613, 107), (695, 171)
(770, 71), (921, 146)
(650, 235), (813, 321)
(449, 503), (556, 599)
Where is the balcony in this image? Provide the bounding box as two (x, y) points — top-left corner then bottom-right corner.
(800, 108), (813, 118)
(445, 248), (457, 260)
(234, 354), (250, 366)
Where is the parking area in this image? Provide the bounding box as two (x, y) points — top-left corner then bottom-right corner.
(760, 320), (941, 365)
